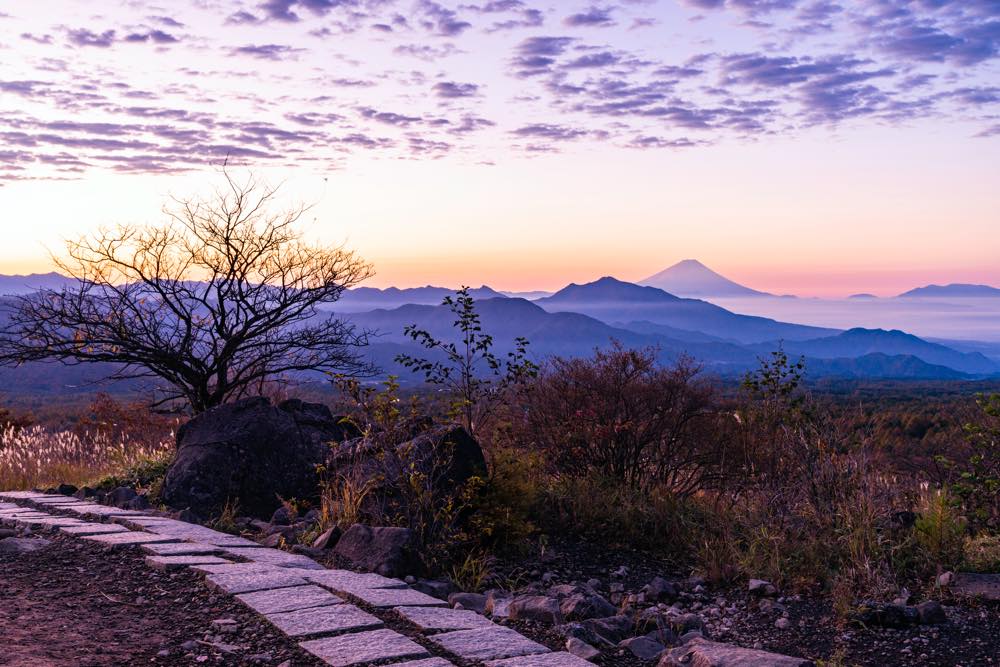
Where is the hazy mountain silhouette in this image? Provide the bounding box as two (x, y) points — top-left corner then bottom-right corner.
(535, 277), (835, 344)
(640, 259), (772, 297)
(897, 283), (1000, 298)
(0, 272), (77, 295)
(806, 353), (969, 379)
(333, 285), (507, 312)
(762, 328), (999, 375)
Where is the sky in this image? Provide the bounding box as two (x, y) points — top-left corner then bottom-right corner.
(0, 0), (997, 298)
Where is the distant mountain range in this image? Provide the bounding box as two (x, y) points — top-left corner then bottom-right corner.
(0, 272), (77, 295)
(1, 270), (999, 390)
(897, 283), (1000, 298)
(640, 259), (773, 298)
(535, 277), (834, 344)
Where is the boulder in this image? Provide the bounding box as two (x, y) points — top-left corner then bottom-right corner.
(643, 577), (678, 602)
(565, 637), (600, 662)
(581, 615), (634, 644)
(329, 424), (486, 503)
(413, 579), (454, 600)
(659, 637), (814, 667)
(485, 590), (513, 617)
(332, 524), (420, 577)
(108, 486), (137, 507)
(74, 486), (95, 500)
(0, 537), (51, 554)
(312, 527), (341, 550)
(748, 579), (777, 597)
(125, 495), (150, 511)
(449, 592), (487, 614)
(621, 636), (666, 661)
(915, 600), (947, 625)
(509, 595), (564, 624)
(162, 397), (358, 518)
(850, 602), (919, 629)
(560, 591), (617, 621)
(56, 483), (78, 496)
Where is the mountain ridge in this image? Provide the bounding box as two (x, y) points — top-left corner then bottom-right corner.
(640, 259), (772, 298)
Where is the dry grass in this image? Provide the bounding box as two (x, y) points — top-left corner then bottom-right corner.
(0, 425), (174, 491)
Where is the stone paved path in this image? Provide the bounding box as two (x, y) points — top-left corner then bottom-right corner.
(0, 492), (592, 667)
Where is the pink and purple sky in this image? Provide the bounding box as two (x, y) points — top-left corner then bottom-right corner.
(0, 0), (997, 297)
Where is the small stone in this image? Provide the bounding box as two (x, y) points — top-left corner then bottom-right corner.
(509, 595), (564, 624)
(748, 579), (777, 597)
(937, 571), (953, 588)
(774, 617), (791, 630)
(449, 592), (487, 614)
(566, 637), (600, 661)
(212, 619), (238, 633)
(0, 537), (51, 554)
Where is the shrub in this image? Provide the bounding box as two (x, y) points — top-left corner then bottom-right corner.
(513, 343), (719, 492)
(963, 533), (1000, 573)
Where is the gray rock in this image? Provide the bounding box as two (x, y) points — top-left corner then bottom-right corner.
(271, 506), (293, 526)
(108, 486), (137, 507)
(580, 615), (634, 644)
(162, 397), (358, 518)
(449, 592), (487, 614)
(916, 600), (947, 625)
(0, 537), (51, 554)
(670, 614), (705, 636)
(509, 595), (564, 624)
(566, 637), (600, 662)
(333, 524), (420, 578)
(643, 577), (678, 602)
(748, 579), (777, 597)
(125, 494), (150, 511)
(313, 527), (341, 549)
(560, 592), (617, 621)
(486, 590), (513, 618)
(658, 637), (814, 667)
(620, 636), (665, 661)
(414, 578), (455, 600)
(56, 483), (78, 496)
(774, 617), (791, 630)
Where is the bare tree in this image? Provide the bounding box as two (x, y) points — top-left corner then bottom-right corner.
(0, 171), (374, 412)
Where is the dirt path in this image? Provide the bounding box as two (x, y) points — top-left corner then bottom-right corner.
(0, 535), (324, 667)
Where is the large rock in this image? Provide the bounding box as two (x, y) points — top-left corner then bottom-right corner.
(332, 524), (420, 577)
(659, 638), (814, 667)
(329, 424), (486, 502)
(162, 397), (357, 518)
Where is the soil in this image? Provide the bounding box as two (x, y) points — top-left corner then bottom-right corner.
(0, 533), (326, 667)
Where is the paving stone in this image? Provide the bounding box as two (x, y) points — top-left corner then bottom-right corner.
(30, 497), (85, 505)
(348, 587), (449, 608)
(219, 546), (325, 569)
(302, 570), (408, 594)
(60, 523), (130, 536)
(146, 555), (233, 571)
(0, 514), (48, 526)
(20, 517), (89, 529)
(0, 491), (51, 500)
(394, 605), (496, 632)
(486, 653), (595, 667)
(82, 531), (179, 549)
(142, 542), (223, 556)
(391, 659), (456, 667)
(265, 604), (383, 638)
(0, 502), (18, 509)
(236, 584), (343, 614)
(206, 569), (310, 595)
(65, 505), (142, 517)
(427, 626), (549, 662)
(193, 562), (281, 575)
(299, 629), (430, 667)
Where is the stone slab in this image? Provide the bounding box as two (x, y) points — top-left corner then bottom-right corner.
(193, 562), (281, 575)
(82, 532), (178, 548)
(394, 605), (496, 632)
(20, 517), (89, 529)
(660, 638), (813, 667)
(427, 626), (549, 662)
(60, 523), (130, 536)
(348, 587), (449, 609)
(142, 542), (223, 556)
(299, 629), (430, 667)
(392, 659), (456, 667)
(206, 570), (310, 595)
(65, 506), (142, 517)
(952, 573), (1000, 601)
(0, 514), (48, 526)
(0, 502), (18, 509)
(219, 546), (325, 569)
(0, 491), (51, 500)
(486, 653), (595, 667)
(30, 497), (85, 505)
(236, 584), (343, 615)
(264, 604), (383, 638)
(146, 555), (232, 572)
(303, 570), (408, 594)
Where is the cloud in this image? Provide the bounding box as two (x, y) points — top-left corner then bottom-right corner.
(418, 0), (473, 36)
(358, 107), (423, 126)
(564, 6), (616, 27)
(66, 28), (116, 48)
(228, 44), (304, 60)
(510, 36), (575, 76)
(512, 123), (590, 140)
(433, 81), (479, 98)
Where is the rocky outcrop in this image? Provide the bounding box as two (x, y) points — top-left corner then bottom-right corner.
(332, 524), (420, 577)
(162, 397), (358, 518)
